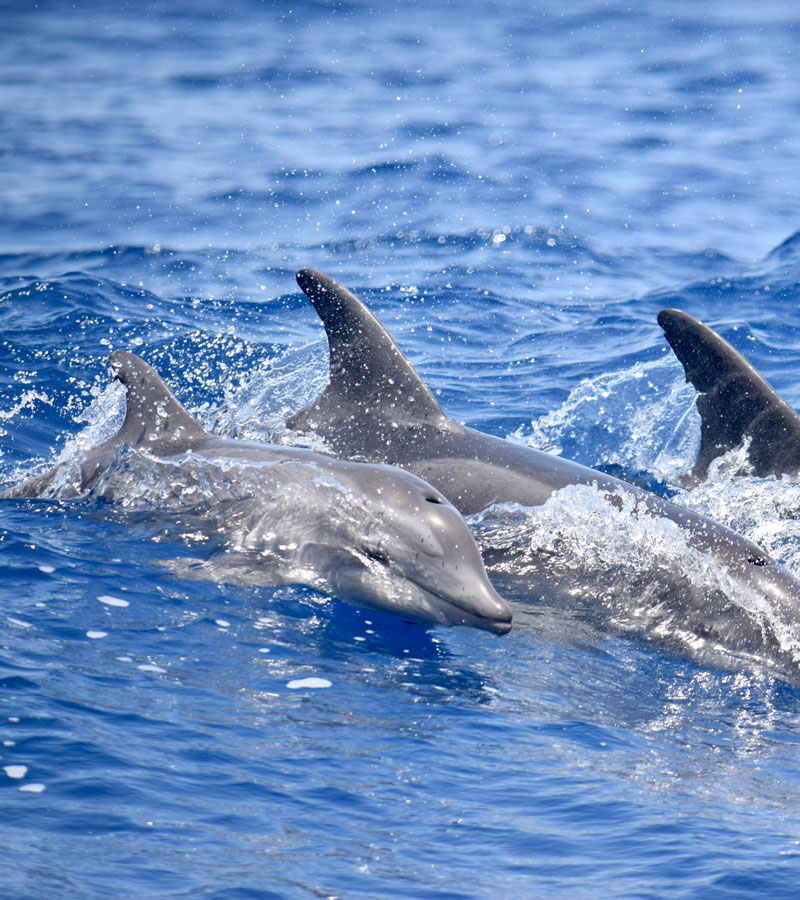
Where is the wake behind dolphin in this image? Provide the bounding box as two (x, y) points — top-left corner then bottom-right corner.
(289, 267), (800, 679)
(5, 351), (512, 634)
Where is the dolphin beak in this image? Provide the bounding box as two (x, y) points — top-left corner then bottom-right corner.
(477, 585), (513, 634)
(485, 611), (513, 635)
(405, 572), (512, 633)
(446, 580), (513, 634)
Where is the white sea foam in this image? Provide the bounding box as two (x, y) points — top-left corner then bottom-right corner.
(287, 677), (332, 690)
(514, 358), (800, 581)
(471, 481), (800, 669)
(98, 595), (129, 607)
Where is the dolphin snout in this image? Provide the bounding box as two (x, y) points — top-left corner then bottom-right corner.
(455, 579), (513, 634)
(482, 588), (513, 634)
(485, 608), (513, 635)
(409, 565), (512, 633)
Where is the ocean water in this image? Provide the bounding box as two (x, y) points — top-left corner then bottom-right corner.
(3, 1), (800, 898)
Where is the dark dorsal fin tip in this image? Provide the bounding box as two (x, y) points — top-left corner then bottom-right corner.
(296, 268), (388, 343)
(657, 308), (745, 391)
(658, 309), (800, 478)
(658, 308), (775, 394)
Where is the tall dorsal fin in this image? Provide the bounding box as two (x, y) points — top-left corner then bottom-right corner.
(658, 309), (800, 478)
(103, 350), (209, 451)
(288, 268), (448, 431)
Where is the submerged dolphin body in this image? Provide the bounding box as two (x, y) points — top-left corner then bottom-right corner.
(6, 351), (512, 634)
(288, 268), (800, 675)
(658, 308), (800, 480)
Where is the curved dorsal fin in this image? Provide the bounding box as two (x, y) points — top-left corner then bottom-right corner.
(288, 268), (447, 431)
(658, 309), (800, 478)
(103, 350), (209, 451)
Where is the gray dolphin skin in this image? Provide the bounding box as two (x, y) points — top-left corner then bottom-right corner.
(7, 351), (512, 634)
(658, 308), (800, 480)
(289, 268), (800, 670)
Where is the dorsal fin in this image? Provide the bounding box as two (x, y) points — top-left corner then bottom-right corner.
(103, 350), (209, 451)
(288, 268), (448, 431)
(658, 309), (800, 478)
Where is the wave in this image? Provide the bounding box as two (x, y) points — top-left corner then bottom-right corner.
(472, 485), (800, 679)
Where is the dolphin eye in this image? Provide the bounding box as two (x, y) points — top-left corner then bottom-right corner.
(425, 495), (444, 505)
(747, 555), (768, 567)
(364, 546), (390, 565)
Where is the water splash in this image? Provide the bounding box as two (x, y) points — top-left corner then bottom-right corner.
(512, 356), (700, 480)
(512, 356), (800, 577)
(471, 484), (800, 676)
(1, 379), (126, 490)
(675, 456), (800, 573)
(198, 339), (329, 448)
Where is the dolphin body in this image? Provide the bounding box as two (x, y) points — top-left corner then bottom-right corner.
(6, 351), (512, 634)
(658, 308), (800, 480)
(288, 268), (800, 675)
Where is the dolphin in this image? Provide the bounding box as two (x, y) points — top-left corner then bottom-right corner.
(658, 308), (800, 480)
(5, 351), (512, 634)
(287, 268), (800, 675)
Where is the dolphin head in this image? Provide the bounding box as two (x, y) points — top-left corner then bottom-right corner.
(9, 346), (511, 636)
(316, 462), (512, 634)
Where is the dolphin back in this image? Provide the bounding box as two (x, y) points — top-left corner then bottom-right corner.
(6, 351), (210, 498)
(658, 309), (800, 478)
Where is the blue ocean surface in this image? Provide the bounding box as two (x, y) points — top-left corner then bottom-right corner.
(3, 1), (800, 897)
